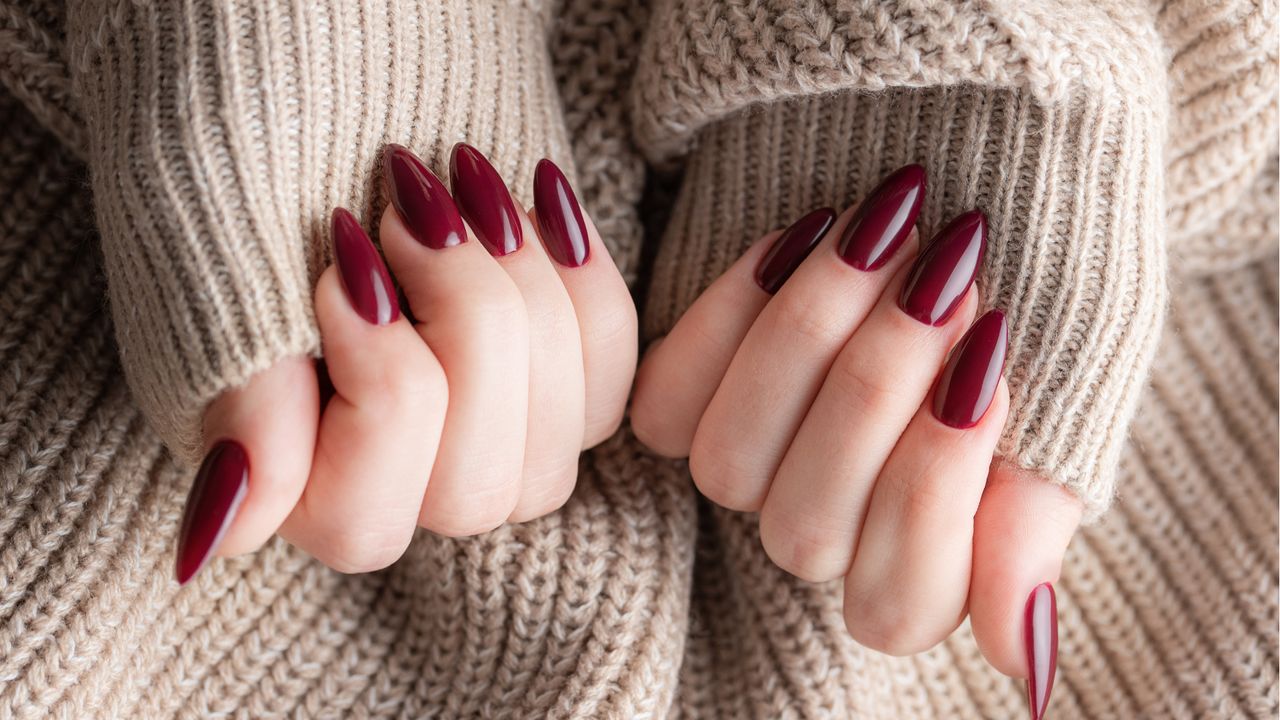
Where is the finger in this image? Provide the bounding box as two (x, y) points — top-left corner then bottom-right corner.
(531, 158), (637, 449)
(761, 211), (985, 581)
(381, 145), (528, 535)
(843, 310), (1010, 655)
(631, 207), (834, 457)
(448, 144), (585, 523)
(690, 165), (926, 511)
(279, 209), (447, 572)
(970, 460), (1080, 700)
(177, 354), (318, 583)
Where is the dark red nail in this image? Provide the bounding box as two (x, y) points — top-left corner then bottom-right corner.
(332, 208), (400, 325)
(450, 143), (523, 256)
(533, 159), (590, 267)
(755, 207), (837, 294)
(1025, 582), (1059, 720)
(175, 440), (249, 584)
(933, 309), (1008, 428)
(837, 164), (926, 270)
(899, 210), (987, 325)
(383, 144), (467, 250)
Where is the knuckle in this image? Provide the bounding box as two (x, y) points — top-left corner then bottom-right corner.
(317, 528), (411, 574)
(581, 297), (637, 351)
(421, 483), (517, 537)
(772, 295), (848, 348)
(759, 509), (850, 583)
(882, 470), (962, 530)
(828, 355), (902, 414)
(689, 437), (766, 511)
(844, 590), (939, 656)
(583, 402), (625, 449)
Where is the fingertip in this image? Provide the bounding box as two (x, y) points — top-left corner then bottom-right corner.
(970, 463), (1081, 679)
(196, 355), (320, 563)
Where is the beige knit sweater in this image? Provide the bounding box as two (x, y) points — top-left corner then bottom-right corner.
(0, 0), (1275, 716)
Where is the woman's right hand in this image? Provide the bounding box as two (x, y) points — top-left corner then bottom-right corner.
(174, 144), (637, 583)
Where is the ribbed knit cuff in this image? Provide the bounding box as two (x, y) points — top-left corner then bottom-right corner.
(644, 87), (1168, 520)
(66, 0), (572, 463)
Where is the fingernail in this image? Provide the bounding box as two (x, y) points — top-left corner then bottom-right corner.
(332, 208), (400, 325)
(175, 440), (250, 585)
(450, 143), (523, 256)
(383, 144), (467, 249)
(533, 158), (590, 267)
(837, 164), (926, 270)
(1025, 582), (1059, 720)
(754, 207), (837, 293)
(898, 210), (987, 325)
(933, 309), (1008, 428)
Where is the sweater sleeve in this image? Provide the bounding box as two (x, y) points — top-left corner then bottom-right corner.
(633, 0), (1172, 520)
(65, 0), (573, 464)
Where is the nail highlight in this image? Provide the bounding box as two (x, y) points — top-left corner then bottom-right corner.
(899, 210), (987, 325)
(1025, 582), (1059, 720)
(450, 143), (523, 256)
(533, 158), (590, 267)
(175, 440), (250, 585)
(933, 309), (1008, 428)
(383, 144), (467, 249)
(837, 164), (926, 270)
(755, 207), (837, 293)
(332, 208), (400, 325)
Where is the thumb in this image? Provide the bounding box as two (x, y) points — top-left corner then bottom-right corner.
(175, 355), (319, 584)
(969, 459), (1082, 718)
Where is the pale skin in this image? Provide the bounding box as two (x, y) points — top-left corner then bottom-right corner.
(200, 170), (1080, 683)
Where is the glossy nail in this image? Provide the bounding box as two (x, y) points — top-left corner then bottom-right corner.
(837, 164), (926, 270)
(755, 207), (837, 293)
(383, 144), (467, 249)
(332, 208), (400, 325)
(533, 158), (590, 267)
(933, 309), (1008, 428)
(175, 440), (250, 584)
(899, 210), (987, 325)
(450, 143), (523, 256)
(1025, 582), (1059, 720)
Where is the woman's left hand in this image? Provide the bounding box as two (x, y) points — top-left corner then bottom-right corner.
(630, 166), (1081, 709)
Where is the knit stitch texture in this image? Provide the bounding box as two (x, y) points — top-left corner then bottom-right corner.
(0, 0), (1275, 717)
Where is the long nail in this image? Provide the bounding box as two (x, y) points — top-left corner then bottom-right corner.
(533, 158), (590, 267)
(899, 210), (987, 325)
(1025, 582), (1059, 720)
(332, 208), (400, 325)
(755, 207), (837, 293)
(933, 309), (1008, 428)
(450, 143), (523, 256)
(837, 164), (926, 271)
(383, 144), (467, 249)
(175, 440), (250, 584)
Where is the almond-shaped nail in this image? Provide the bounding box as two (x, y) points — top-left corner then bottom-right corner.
(533, 158), (590, 267)
(755, 207), (836, 293)
(837, 164), (926, 271)
(332, 208), (400, 325)
(383, 144), (467, 249)
(933, 309), (1008, 428)
(175, 440), (249, 584)
(1026, 582), (1058, 720)
(899, 210), (987, 325)
(450, 143), (523, 256)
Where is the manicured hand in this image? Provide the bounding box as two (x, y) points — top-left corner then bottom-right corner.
(631, 166), (1078, 718)
(176, 145), (636, 582)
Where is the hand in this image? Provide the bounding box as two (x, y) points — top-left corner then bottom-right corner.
(176, 144), (636, 581)
(631, 166), (1080, 712)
